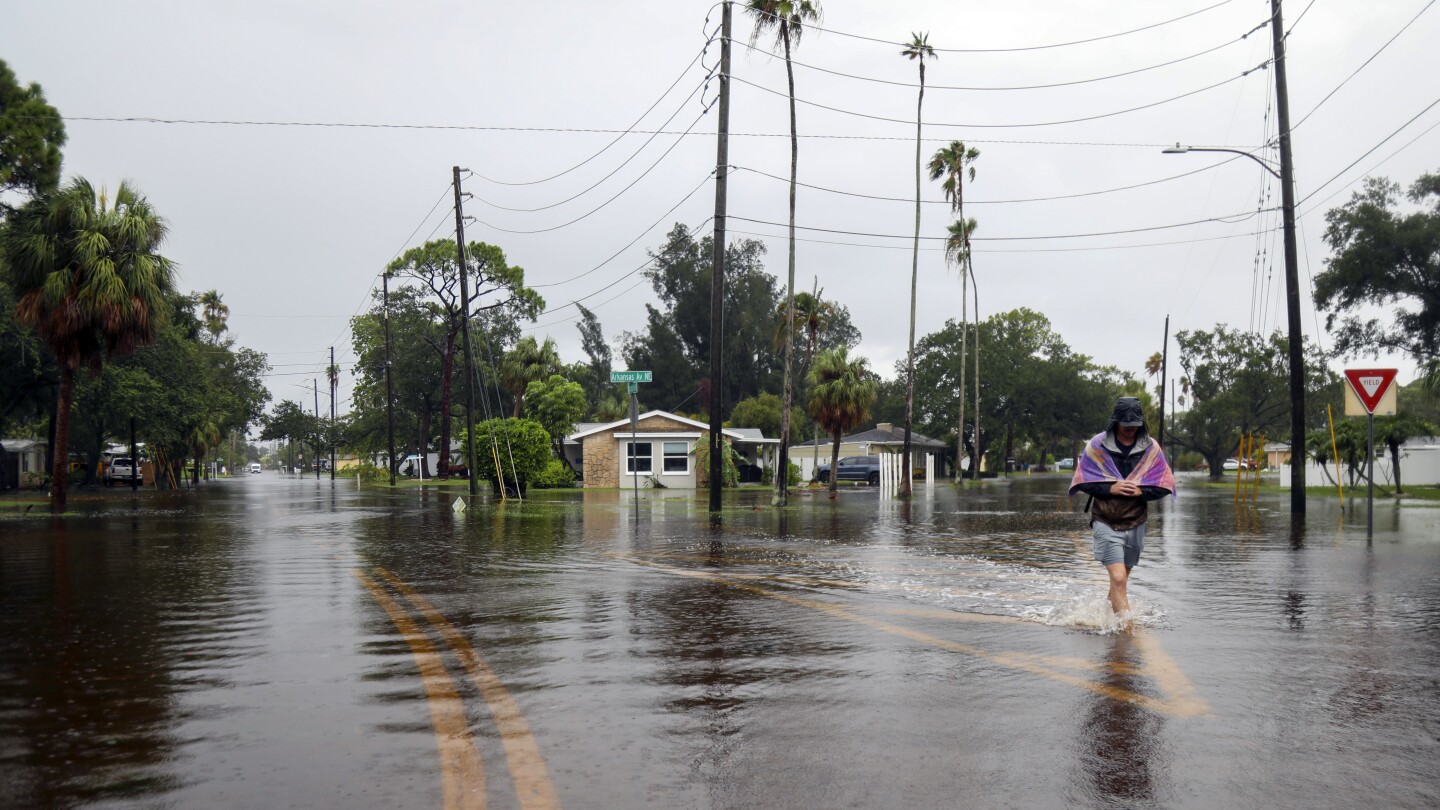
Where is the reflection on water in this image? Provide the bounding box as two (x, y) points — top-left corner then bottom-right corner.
(1, 474), (1438, 807)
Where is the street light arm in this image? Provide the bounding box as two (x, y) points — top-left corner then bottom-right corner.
(1161, 144), (1282, 179)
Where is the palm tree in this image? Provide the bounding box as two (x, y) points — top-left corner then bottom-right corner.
(501, 336), (560, 417)
(807, 347), (877, 498)
(930, 141), (979, 482)
(745, 0), (823, 508)
(2, 178), (176, 513)
(774, 280), (836, 475)
(187, 412), (224, 484)
(900, 31), (936, 498)
(198, 289), (229, 342)
(1374, 413), (1438, 495)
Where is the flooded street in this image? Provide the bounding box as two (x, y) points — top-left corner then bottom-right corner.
(2, 474), (1438, 808)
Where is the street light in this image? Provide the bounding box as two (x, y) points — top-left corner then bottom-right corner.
(1163, 140), (1306, 514)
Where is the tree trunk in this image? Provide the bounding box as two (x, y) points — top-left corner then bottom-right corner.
(829, 430), (843, 499)
(437, 333), (455, 478)
(193, 450), (202, 486)
(903, 59), (925, 500)
(956, 234), (968, 485)
(970, 258), (981, 481)
(50, 365), (74, 513)
(776, 25), (798, 509)
(1389, 441), (1403, 495)
(418, 394), (432, 479)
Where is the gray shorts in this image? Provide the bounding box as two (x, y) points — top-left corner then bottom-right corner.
(1093, 521), (1146, 568)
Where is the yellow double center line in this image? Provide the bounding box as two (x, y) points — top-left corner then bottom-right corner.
(355, 567), (561, 810)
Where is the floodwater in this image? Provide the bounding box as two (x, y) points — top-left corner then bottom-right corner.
(1, 473), (1437, 809)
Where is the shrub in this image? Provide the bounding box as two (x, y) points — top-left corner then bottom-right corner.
(461, 418), (552, 493)
(531, 459), (576, 489)
(353, 462), (389, 484)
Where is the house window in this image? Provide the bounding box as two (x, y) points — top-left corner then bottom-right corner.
(662, 441), (689, 473)
(626, 442), (653, 473)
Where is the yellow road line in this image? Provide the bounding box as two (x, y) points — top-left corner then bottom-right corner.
(377, 568), (562, 810)
(353, 570), (486, 810)
(1130, 627), (1209, 717)
(626, 558), (1209, 718)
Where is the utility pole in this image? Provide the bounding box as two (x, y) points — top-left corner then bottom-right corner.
(453, 166), (480, 499)
(313, 378), (320, 480)
(329, 346), (336, 481)
(1270, 0), (1306, 515)
(130, 416), (139, 492)
(707, 0), (732, 515)
(383, 271), (397, 487)
(1159, 315), (1169, 448)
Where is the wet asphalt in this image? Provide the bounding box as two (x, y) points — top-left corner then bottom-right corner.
(1, 473), (1437, 809)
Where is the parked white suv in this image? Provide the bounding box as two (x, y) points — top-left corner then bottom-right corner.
(105, 457), (141, 486)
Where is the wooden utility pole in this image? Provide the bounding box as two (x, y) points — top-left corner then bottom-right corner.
(313, 379), (320, 480)
(383, 272), (397, 487)
(707, 0), (732, 514)
(1270, 0), (1306, 515)
(453, 166), (480, 499)
(329, 346), (336, 481)
(1159, 315), (1169, 447)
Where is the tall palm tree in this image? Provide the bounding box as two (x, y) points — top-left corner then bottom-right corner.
(774, 280), (836, 474)
(929, 141), (979, 481)
(198, 289), (229, 342)
(807, 347), (877, 499)
(501, 336), (560, 417)
(901, 31), (935, 498)
(2, 178), (176, 513)
(745, 0), (823, 507)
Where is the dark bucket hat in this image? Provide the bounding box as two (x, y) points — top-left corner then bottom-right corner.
(1110, 397), (1145, 427)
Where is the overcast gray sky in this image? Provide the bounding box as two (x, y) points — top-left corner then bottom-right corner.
(5, 0), (1436, 420)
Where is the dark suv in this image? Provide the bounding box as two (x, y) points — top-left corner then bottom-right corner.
(816, 455), (882, 485)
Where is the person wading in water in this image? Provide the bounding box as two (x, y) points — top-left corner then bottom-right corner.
(1069, 397), (1176, 624)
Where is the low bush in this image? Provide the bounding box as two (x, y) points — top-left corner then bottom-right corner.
(530, 459), (576, 489)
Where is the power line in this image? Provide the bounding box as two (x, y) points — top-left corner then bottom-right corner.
(471, 40), (712, 186)
(728, 225), (1280, 254)
(747, 0), (1240, 54)
(1291, 0), (1436, 131)
(732, 26), (1263, 91)
(529, 171), (715, 289)
(43, 114), (1262, 150)
(1297, 112), (1440, 219)
(469, 110), (710, 234)
(728, 207), (1277, 242)
(1296, 94), (1440, 207)
(470, 74), (709, 213)
(728, 62), (1268, 130)
(731, 155), (1243, 206)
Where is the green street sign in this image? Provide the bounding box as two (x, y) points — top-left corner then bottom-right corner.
(611, 370), (652, 384)
(627, 382), (638, 394)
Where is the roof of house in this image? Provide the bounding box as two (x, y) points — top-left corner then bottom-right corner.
(1, 439), (45, 452)
(793, 425), (946, 449)
(567, 410), (747, 443)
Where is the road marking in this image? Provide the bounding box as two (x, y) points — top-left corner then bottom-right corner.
(353, 570), (486, 810)
(377, 568), (562, 810)
(625, 558), (1209, 718)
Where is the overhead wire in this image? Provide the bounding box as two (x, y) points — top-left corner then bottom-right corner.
(727, 61), (1269, 130)
(728, 208), (1278, 242)
(1291, 0), (1435, 131)
(727, 225), (1280, 254)
(471, 39), (713, 186)
(1296, 94), (1440, 207)
(730, 156), (1244, 206)
(747, 0), (1239, 54)
(731, 25), (1265, 92)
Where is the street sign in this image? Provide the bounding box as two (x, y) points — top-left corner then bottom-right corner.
(610, 370), (652, 384)
(627, 381), (638, 394)
(1343, 368), (1399, 416)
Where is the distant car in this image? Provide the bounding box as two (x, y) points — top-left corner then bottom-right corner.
(248, 463), (262, 474)
(1223, 458), (1257, 471)
(1057, 458), (1075, 470)
(104, 457), (141, 486)
(816, 455), (882, 485)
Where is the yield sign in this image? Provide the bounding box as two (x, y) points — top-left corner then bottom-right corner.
(1343, 368), (1399, 414)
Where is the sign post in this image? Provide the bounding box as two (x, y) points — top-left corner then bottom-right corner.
(612, 371), (651, 508)
(1343, 368), (1399, 539)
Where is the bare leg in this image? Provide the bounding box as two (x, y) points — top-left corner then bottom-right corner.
(1105, 562), (1130, 618)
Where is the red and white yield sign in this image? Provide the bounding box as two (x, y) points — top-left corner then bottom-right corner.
(1343, 368), (1399, 416)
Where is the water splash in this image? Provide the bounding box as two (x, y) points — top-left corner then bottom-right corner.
(1022, 593), (1164, 635)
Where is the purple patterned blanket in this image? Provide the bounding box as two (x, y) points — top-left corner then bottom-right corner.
(1068, 432), (1176, 497)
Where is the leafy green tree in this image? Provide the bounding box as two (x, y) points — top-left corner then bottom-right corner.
(807, 347), (877, 497)
(1317, 172), (1440, 363)
(386, 239), (541, 477)
(524, 373), (586, 460)
(574, 303), (614, 413)
(900, 31), (936, 498)
(501, 336), (561, 417)
(745, 0), (823, 507)
(2, 178), (176, 511)
(0, 277), (54, 489)
(260, 400), (322, 472)
(728, 392), (802, 440)
(0, 59), (65, 211)
(1173, 325), (1337, 478)
(349, 285), (441, 475)
(462, 417), (551, 493)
